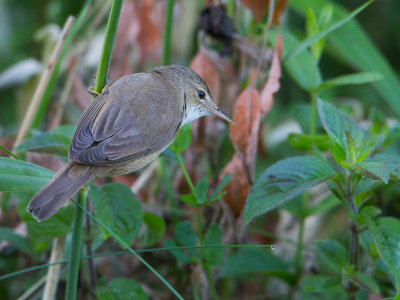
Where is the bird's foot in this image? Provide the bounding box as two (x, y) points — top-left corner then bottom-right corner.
(86, 80), (110, 97)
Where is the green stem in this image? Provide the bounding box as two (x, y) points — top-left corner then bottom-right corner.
(310, 91), (318, 152)
(93, 0), (123, 94)
(162, 0), (175, 65)
(175, 152), (196, 195)
(295, 192), (308, 273)
(65, 189), (87, 300)
(160, 157), (178, 225)
(31, 0), (93, 129)
(346, 174), (359, 299)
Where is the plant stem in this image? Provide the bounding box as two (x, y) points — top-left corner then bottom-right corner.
(346, 174), (359, 299)
(31, 0), (93, 129)
(162, 0), (175, 65)
(65, 189), (87, 300)
(295, 192), (308, 273)
(310, 91), (318, 152)
(174, 152), (219, 299)
(93, 0), (123, 94)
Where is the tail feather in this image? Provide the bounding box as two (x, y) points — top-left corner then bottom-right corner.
(28, 161), (107, 221)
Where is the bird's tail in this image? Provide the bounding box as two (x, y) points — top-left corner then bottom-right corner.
(28, 161), (107, 221)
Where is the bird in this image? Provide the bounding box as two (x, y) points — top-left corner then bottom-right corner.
(27, 65), (233, 221)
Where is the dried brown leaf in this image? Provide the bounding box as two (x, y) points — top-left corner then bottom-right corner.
(260, 33), (283, 118)
(221, 154), (251, 217)
(229, 87), (261, 178)
(240, 0), (268, 22)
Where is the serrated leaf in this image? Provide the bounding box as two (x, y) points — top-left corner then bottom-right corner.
(0, 157), (54, 192)
(356, 134), (384, 163)
(319, 72), (382, 91)
(367, 217), (400, 290)
(97, 277), (148, 300)
(369, 153), (400, 178)
(244, 156), (336, 225)
(89, 183), (142, 248)
(219, 248), (291, 281)
(318, 99), (365, 164)
(139, 212), (166, 248)
(169, 124), (192, 153)
(315, 240), (349, 274)
(341, 160), (389, 184)
(203, 224), (223, 266)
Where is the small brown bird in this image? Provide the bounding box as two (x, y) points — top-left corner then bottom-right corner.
(28, 65), (233, 221)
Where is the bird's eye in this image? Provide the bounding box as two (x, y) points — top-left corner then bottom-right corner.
(197, 90), (206, 100)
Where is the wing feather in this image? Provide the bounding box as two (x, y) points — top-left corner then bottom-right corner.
(69, 73), (183, 166)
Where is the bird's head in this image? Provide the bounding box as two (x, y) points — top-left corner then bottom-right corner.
(152, 65), (234, 126)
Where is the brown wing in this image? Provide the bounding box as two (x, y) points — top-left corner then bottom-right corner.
(69, 73), (183, 166)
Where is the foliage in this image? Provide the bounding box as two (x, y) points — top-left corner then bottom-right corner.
(1, 0), (400, 299)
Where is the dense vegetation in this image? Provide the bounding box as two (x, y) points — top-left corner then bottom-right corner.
(1, 0), (400, 299)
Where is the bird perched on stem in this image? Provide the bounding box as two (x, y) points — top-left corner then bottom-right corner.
(28, 65), (233, 221)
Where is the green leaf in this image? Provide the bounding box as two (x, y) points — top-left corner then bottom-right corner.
(300, 275), (347, 300)
(354, 272), (380, 294)
(97, 278), (149, 300)
(0, 157), (54, 192)
(319, 72), (382, 91)
(288, 133), (330, 151)
(203, 224), (224, 266)
(341, 160), (389, 184)
(271, 29), (322, 91)
(315, 240), (349, 274)
(89, 183), (142, 248)
(209, 174), (231, 203)
(285, 0), (373, 61)
(179, 193), (197, 206)
(164, 238), (192, 264)
(289, 0), (400, 117)
(368, 217), (400, 290)
(306, 8), (323, 61)
(14, 132), (71, 156)
(139, 212), (166, 248)
(50, 125), (75, 138)
(345, 131), (357, 163)
(219, 248), (291, 281)
(170, 123), (192, 153)
(16, 192), (75, 240)
(0, 227), (34, 256)
(174, 221), (198, 257)
(356, 134), (384, 163)
(306, 195), (341, 217)
(195, 177), (208, 205)
(369, 153), (400, 178)
(244, 156), (336, 225)
(300, 275), (341, 292)
(317, 99), (365, 164)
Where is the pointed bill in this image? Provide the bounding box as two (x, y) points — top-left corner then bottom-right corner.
(208, 106), (235, 125)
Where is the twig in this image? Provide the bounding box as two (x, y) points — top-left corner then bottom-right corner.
(43, 237), (66, 300)
(13, 16), (75, 150)
(17, 275), (47, 300)
(131, 160), (158, 193)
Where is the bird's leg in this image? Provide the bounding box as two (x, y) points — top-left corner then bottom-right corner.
(86, 79), (110, 97)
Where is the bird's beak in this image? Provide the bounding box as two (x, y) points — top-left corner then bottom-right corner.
(207, 105), (235, 125)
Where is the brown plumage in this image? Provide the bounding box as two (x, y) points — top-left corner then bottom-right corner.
(28, 65), (233, 221)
